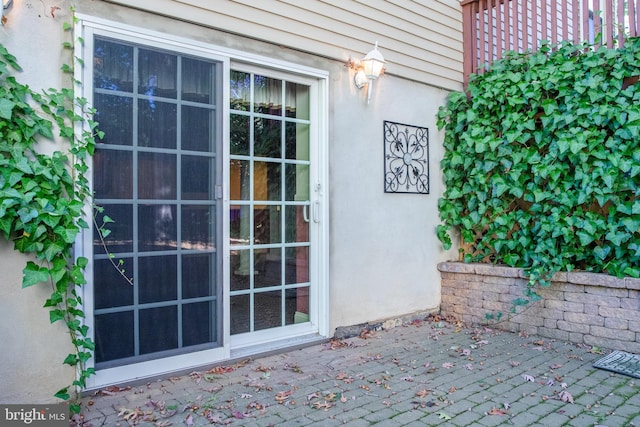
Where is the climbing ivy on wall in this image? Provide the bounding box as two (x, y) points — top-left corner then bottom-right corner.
(437, 38), (640, 302)
(0, 38), (99, 411)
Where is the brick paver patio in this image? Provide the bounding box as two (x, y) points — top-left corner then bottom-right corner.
(75, 316), (640, 426)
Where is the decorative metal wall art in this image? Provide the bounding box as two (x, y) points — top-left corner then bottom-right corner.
(383, 121), (429, 194)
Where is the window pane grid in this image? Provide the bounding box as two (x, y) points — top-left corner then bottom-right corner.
(229, 70), (311, 334)
(93, 37), (221, 366)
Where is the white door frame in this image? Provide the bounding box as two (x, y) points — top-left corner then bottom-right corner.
(76, 15), (329, 389)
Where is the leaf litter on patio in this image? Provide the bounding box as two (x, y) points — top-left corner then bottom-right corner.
(75, 315), (622, 426)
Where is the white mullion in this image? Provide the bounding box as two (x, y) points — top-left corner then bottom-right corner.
(176, 54), (184, 349)
(280, 78), (287, 328)
(249, 72), (256, 333)
(132, 45), (141, 358)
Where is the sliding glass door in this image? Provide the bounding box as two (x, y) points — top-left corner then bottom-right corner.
(92, 38), (223, 367)
(229, 69), (313, 337)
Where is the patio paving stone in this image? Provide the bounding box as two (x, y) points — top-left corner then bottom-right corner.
(76, 315), (640, 426)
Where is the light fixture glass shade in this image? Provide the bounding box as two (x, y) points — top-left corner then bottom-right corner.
(361, 43), (385, 80)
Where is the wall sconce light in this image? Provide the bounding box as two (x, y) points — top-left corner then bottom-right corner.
(350, 42), (385, 104)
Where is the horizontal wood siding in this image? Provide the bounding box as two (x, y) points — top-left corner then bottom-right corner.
(100, 0), (464, 91)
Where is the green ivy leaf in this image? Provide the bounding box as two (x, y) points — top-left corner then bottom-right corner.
(22, 262), (49, 288)
(63, 354), (78, 366)
(49, 309), (66, 323)
(77, 256), (88, 269)
(54, 388), (70, 401)
(0, 97), (15, 119)
(594, 245), (611, 260)
(70, 265), (87, 285)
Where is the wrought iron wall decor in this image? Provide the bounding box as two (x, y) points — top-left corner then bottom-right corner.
(383, 121), (429, 194)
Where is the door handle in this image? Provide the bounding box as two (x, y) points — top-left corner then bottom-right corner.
(313, 200), (320, 223)
(303, 203), (310, 223)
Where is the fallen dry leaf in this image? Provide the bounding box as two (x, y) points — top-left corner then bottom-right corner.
(101, 385), (131, 395)
(488, 407), (508, 415)
(326, 339), (351, 350)
(437, 412), (452, 421)
(415, 389), (431, 398)
(312, 401), (332, 410)
(206, 365), (234, 374)
(247, 401), (264, 411)
(558, 390), (574, 404)
(118, 407), (145, 422)
(202, 409), (225, 424)
(231, 411), (246, 419)
(324, 392), (337, 402)
(146, 400), (166, 411)
(284, 363), (303, 373)
(522, 374), (535, 382)
(359, 328), (376, 339)
(275, 390), (294, 404)
(335, 372), (350, 380)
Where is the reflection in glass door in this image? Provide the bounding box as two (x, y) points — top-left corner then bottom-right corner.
(92, 38), (222, 367)
(229, 70), (312, 335)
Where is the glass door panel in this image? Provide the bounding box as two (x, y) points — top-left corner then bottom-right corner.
(229, 70), (312, 335)
(92, 38), (222, 368)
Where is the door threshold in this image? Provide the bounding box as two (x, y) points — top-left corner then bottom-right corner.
(230, 333), (327, 360)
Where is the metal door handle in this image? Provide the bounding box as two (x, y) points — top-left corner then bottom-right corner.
(303, 204), (310, 223)
(313, 200), (320, 223)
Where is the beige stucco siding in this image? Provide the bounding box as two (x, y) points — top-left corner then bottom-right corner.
(102, 0), (464, 91)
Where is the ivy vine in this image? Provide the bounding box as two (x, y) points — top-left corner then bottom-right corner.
(0, 34), (100, 412)
(437, 38), (640, 310)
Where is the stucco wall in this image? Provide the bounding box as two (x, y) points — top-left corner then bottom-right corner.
(329, 71), (451, 332)
(0, 0), (75, 404)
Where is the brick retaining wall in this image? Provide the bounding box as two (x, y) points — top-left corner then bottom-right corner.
(438, 262), (640, 353)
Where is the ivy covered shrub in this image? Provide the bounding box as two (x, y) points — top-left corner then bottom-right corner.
(437, 38), (640, 293)
(0, 43), (99, 410)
